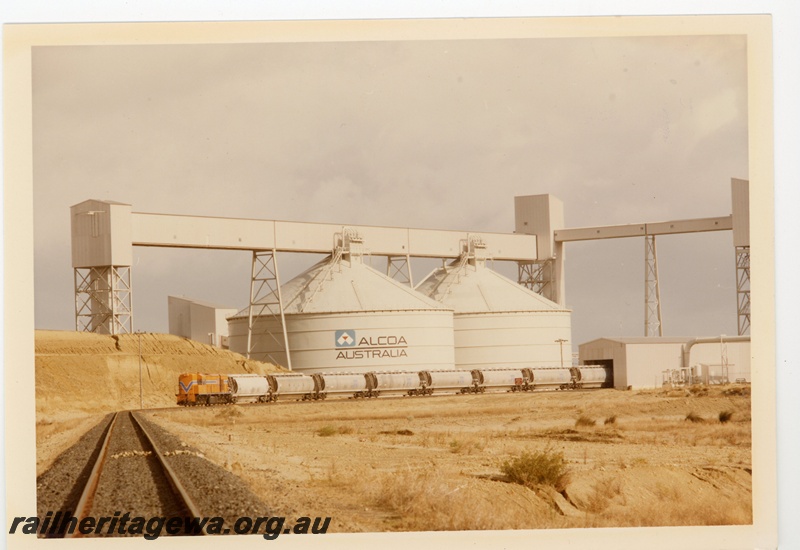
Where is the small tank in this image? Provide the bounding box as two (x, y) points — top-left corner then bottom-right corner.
(228, 374), (269, 402)
(366, 371), (422, 396)
(267, 373), (316, 400)
(424, 369), (475, 394)
(476, 368), (532, 392)
(313, 372), (369, 398)
(531, 367), (573, 389)
(577, 366), (612, 388)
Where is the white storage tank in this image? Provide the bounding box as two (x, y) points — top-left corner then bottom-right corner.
(267, 373), (317, 400)
(531, 368), (573, 388)
(416, 240), (572, 370)
(478, 368), (531, 391)
(228, 240), (455, 374)
(423, 369), (475, 393)
(228, 374), (269, 401)
(314, 372), (370, 396)
(576, 366), (612, 388)
(367, 371), (424, 395)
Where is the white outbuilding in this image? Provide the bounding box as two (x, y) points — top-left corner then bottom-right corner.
(579, 336), (751, 389)
(167, 296), (237, 348)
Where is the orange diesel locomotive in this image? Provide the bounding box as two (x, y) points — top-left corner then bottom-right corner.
(176, 373), (231, 406)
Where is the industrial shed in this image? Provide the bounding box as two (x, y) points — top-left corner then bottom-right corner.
(167, 296), (237, 348)
(579, 337), (751, 390)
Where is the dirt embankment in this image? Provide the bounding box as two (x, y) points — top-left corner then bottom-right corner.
(36, 330), (283, 417)
(145, 388), (753, 532)
(35, 330), (284, 474)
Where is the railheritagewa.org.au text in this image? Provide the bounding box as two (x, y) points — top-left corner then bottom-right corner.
(9, 511), (331, 540)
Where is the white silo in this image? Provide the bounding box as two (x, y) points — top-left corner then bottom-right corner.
(415, 239), (572, 370)
(228, 233), (455, 374)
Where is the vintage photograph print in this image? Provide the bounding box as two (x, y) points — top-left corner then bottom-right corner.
(5, 13), (776, 550)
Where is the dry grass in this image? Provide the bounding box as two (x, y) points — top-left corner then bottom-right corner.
(616, 416), (751, 449)
(448, 437), (486, 455)
(719, 410), (735, 423)
(316, 425), (338, 437)
(380, 429), (414, 436)
(685, 411), (705, 423)
(501, 448), (570, 492)
(687, 385), (709, 397)
(353, 467), (563, 531)
(518, 427), (624, 444)
(316, 424), (358, 437)
(584, 476), (625, 513)
(723, 385), (751, 397)
(575, 415), (596, 428)
(416, 430), (454, 448)
(343, 463), (750, 531)
(582, 485), (752, 528)
(653, 481), (683, 502)
(214, 406), (243, 420)
(691, 424), (750, 448)
(342, 458), (750, 532)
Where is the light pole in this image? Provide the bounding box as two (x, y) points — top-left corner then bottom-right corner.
(137, 331), (143, 409)
(555, 338), (568, 369)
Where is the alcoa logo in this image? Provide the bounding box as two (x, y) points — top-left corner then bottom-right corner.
(335, 330), (357, 347)
(334, 330), (409, 360)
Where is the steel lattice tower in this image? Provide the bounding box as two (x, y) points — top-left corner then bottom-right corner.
(644, 235), (663, 337)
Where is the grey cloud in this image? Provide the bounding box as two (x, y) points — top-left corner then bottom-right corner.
(32, 35), (749, 348)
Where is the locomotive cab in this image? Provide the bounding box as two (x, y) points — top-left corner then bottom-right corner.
(176, 373), (231, 406)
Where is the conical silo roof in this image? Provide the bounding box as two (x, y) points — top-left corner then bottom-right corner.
(232, 254), (448, 318)
(227, 250), (456, 373)
(415, 258), (568, 313)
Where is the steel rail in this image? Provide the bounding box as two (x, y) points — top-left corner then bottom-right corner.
(65, 411), (207, 538)
(129, 412), (209, 536)
(64, 412), (119, 539)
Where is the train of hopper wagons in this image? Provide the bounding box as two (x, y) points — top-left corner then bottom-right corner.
(176, 365), (613, 406)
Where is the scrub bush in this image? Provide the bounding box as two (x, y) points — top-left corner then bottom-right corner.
(501, 448), (570, 491)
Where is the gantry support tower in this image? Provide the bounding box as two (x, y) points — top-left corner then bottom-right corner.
(514, 178), (750, 336)
(731, 178), (751, 335)
(71, 200), (133, 334)
(70, 202), (538, 363)
(514, 194), (565, 306)
(70, 178), (749, 352)
(644, 234), (663, 337)
(246, 250), (292, 368)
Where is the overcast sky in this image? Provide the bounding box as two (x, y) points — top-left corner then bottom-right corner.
(31, 33), (749, 349)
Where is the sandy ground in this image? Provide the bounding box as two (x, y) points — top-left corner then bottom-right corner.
(145, 387), (752, 531)
(35, 330), (752, 532)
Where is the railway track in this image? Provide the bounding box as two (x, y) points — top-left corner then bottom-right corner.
(146, 383), (605, 415)
(37, 410), (272, 539)
(65, 411), (207, 538)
